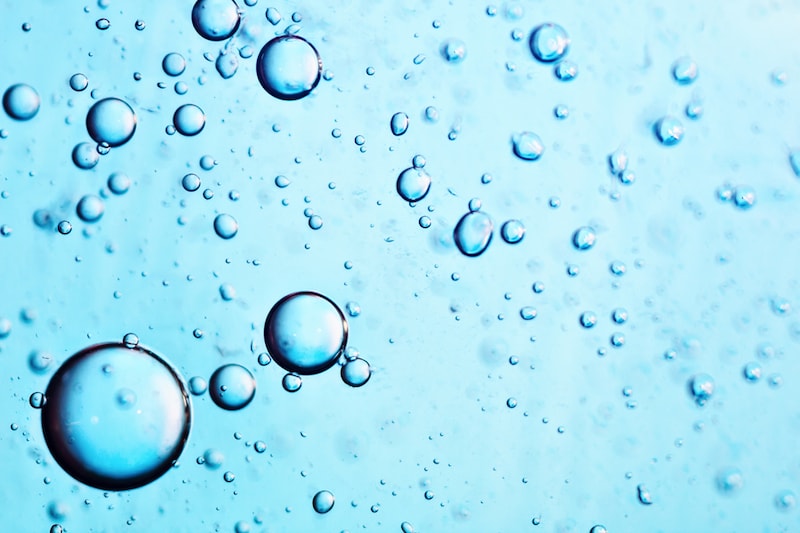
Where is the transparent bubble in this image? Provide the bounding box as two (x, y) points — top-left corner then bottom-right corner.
(742, 361), (762, 382)
(685, 101), (703, 120)
(468, 198), (482, 212)
(610, 261), (627, 276)
(637, 484), (653, 505)
(654, 116), (684, 146)
(216, 50), (239, 79)
(396, 167), (432, 202)
(512, 132), (544, 161)
(0, 318), (11, 339)
(173, 104), (206, 136)
(341, 357), (371, 387)
(57, 220), (73, 235)
(611, 308), (628, 324)
(454, 211), (493, 257)
(76, 194), (105, 223)
(775, 490), (797, 511)
(265, 7), (282, 25)
(219, 283), (236, 301)
(419, 216), (432, 228)
(345, 301), (361, 317)
(608, 148), (628, 175)
(162, 53), (187, 76)
(254, 440), (267, 453)
(209, 364), (255, 410)
(214, 213), (238, 239)
(554, 105), (569, 119)
(589, 526), (608, 533)
(390, 112), (409, 136)
(308, 215), (323, 230)
(282, 372), (302, 392)
(716, 467), (743, 494)
(33, 209), (53, 229)
(107, 172), (131, 195)
(618, 169), (635, 185)
(182, 173), (201, 192)
(28, 350), (54, 373)
(554, 60), (578, 81)
(69, 74), (89, 92)
(529, 23), (570, 63)
(425, 106), (439, 122)
(264, 291), (348, 375)
(256, 35), (322, 100)
(3, 83), (40, 120)
(580, 311), (597, 328)
(401, 522), (416, 533)
(672, 57), (698, 85)
(572, 226), (596, 250)
(203, 448), (224, 469)
(95, 18), (110, 30)
(40, 342), (191, 490)
(191, 0), (241, 41)
(732, 185), (756, 210)
(506, 397), (517, 408)
(86, 98), (137, 147)
(689, 373), (714, 406)
(442, 39), (467, 63)
(30, 391), (46, 409)
(500, 219), (525, 244)
(312, 490), (335, 514)
(519, 307), (537, 320)
(188, 376), (208, 396)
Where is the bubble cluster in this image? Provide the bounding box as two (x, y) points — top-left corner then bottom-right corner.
(529, 23), (570, 63)
(396, 167), (432, 202)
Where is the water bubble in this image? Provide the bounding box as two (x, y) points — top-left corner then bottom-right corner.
(732, 185), (756, 210)
(425, 106), (439, 122)
(41, 342), (191, 490)
(500, 219), (525, 244)
(716, 467), (743, 494)
(264, 292), (348, 375)
(468, 198), (482, 212)
(308, 215), (323, 230)
(611, 308), (628, 324)
(685, 101), (703, 120)
(419, 216), (431, 228)
(214, 213), (238, 239)
(608, 148), (628, 175)
(390, 112), (409, 136)
(95, 18), (110, 30)
(162, 53), (187, 76)
(122, 333), (140, 348)
(345, 301), (361, 317)
(29, 391), (46, 409)
(107, 172), (131, 195)
(453, 211), (493, 257)
(580, 312), (597, 328)
(69, 74), (89, 92)
(554, 105), (569, 119)
(86, 98), (137, 147)
(743, 361), (762, 382)
(689, 373), (714, 406)
(265, 7), (281, 25)
(253, 440), (267, 453)
(442, 39), (467, 63)
(775, 490), (797, 511)
(223, 471), (235, 482)
(589, 526), (608, 533)
(401, 522), (416, 533)
(216, 50), (239, 79)
(671, 57), (698, 85)
(511, 132), (544, 161)
(209, 364), (255, 410)
(312, 490), (335, 514)
(609, 261), (626, 276)
(191, 0), (241, 41)
(257, 352), (271, 366)
(519, 307), (537, 320)
(57, 220), (73, 235)
(554, 60), (578, 81)
(28, 350), (54, 373)
(529, 23), (569, 63)
(654, 116), (684, 146)
(282, 372), (302, 392)
(33, 209), (53, 229)
(610, 332), (625, 347)
(618, 169), (636, 185)
(572, 226), (596, 250)
(219, 283), (236, 301)
(256, 35), (322, 100)
(341, 357), (371, 387)
(396, 167), (432, 202)
(76, 194), (105, 223)
(3, 83), (40, 121)
(182, 173), (201, 192)
(637, 484), (653, 505)
(188, 376), (207, 396)
(173, 104), (206, 136)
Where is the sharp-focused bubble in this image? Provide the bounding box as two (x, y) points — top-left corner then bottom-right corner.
(256, 35), (322, 100)
(689, 373), (714, 406)
(672, 57), (698, 85)
(500, 219), (525, 244)
(182, 173), (201, 192)
(554, 60), (578, 81)
(191, 0), (241, 41)
(512, 132), (544, 161)
(572, 226), (596, 250)
(69, 74), (89, 92)
(454, 211), (494, 257)
(264, 291), (348, 375)
(208, 364), (255, 410)
(742, 361), (762, 382)
(580, 311), (597, 328)
(589, 526), (608, 533)
(732, 185), (756, 210)
(162, 53), (187, 76)
(173, 104), (206, 136)
(396, 167), (432, 202)
(3, 83), (40, 120)
(341, 357), (371, 387)
(312, 490), (335, 514)
(40, 342), (191, 490)
(76, 195), (105, 223)
(529, 23), (569, 63)
(390, 112), (409, 136)
(282, 372), (302, 392)
(654, 116), (684, 146)
(214, 213), (238, 239)
(401, 522), (416, 533)
(86, 98), (137, 147)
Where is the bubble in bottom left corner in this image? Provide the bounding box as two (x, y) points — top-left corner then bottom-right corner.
(40, 341), (191, 491)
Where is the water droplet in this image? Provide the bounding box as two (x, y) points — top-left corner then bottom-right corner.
(609, 261), (626, 276)
(265, 7), (281, 25)
(223, 471), (236, 482)
(341, 357), (371, 387)
(529, 23), (570, 63)
(685, 101), (703, 120)
(41, 342), (191, 490)
(282, 372), (302, 392)
(76, 195), (105, 223)
(732, 185), (756, 210)
(500, 219), (525, 244)
(191, 0), (241, 41)
(182, 173), (201, 192)
(3, 84), (40, 120)
(519, 306), (537, 320)
(418, 216), (431, 228)
(716, 467), (743, 494)
(453, 211), (494, 257)
(689, 373), (714, 406)
(312, 490), (335, 514)
(216, 50), (239, 79)
(256, 35), (322, 100)
(214, 213), (238, 239)
(554, 60), (578, 81)
(86, 98), (137, 147)
(572, 226), (596, 250)
(107, 172), (131, 195)
(671, 57), (698, 85)
(69, 74), (89, 92)
(162, 53), (187, 77)
(173, 104), (206, 136)
(580, 311), (597, 328)
(611, 308), (628, 324)
(390, 112), (409, 136)
(396, 167), (432, 202)
(743, 361), (762, 382)
(654, 116), (684, 146)
(308, 214), (323, 230)
(442, 39), (467, 63)
(618, 169), (636, 185)
(637, 484), (653, 505)
(511, 132), (544, 161)
(425, 106), (439, 122)
(553, 105), (569, 119)
(345, 301), (361, 317)
(209, 364), (256, 410)
(264, 291), (348, 375)
(188, 376), (207, 396)
(219, 283), (236, 301)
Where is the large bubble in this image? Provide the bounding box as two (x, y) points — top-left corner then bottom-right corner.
(191, 0), (241, 41)
(86, 98), (137, 147)
(256, 35), (322, 100)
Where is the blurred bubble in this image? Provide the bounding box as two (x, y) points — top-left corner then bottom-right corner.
(512, 132), (544, 161)
(654, 116), (684, 146)
(76, 195), (105, 223)
(341, 357), (371, 387)
(572, 226), (596, 250)
(3, 83), (40, 120)
(672, 57), (698, 84)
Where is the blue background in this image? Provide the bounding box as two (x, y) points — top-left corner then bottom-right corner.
(1, 0), (800, 531)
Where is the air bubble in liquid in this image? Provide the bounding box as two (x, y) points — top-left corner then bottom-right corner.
(512, 132), (544, 161)
(256, 35), (322, 100)
(162, 53), (187, 76)
(442, 39), (467, 63)
(655, 116), (684, 146)
(454, 211), (493, 257)
(86, 98), (137, 147)
(173, 104), (206, 136)
(689, 373), (714, 406)
(107, 172), (131, 195)
(312, 490), (335, 514)
(282, 372), (302, 392)
(76, 194), (105, 223)
(191, 0), (241, 41)
(341, 357), (371, 387)
(672, 57), (698, 85)
(40, 342), (191, 490)
(572, 226), (596, 250)
(529, 23), (569, 63)
(500, 219), (525, 244)
(390, 112), (409, 136)
(554, 61), (578, 81)
(396, 167), (432, 202)
(216, 51), (239, 79)
(214, 213), (238, 239)
(716, 467), (743, 494)
(69, 74), (89, 92)
(182, 173), (201, 192)
(264, 291), (348, 375)
(3, 83), (40, 120)
(209, 364), (256, 410)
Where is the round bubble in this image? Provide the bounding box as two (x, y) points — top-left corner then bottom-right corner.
(512, 132), (544, 161)
(312, 490), (335, 514)
(341, 357), (371, 387)
(72, 142), (100, 169)
(590, 527), (608, 533)
(390, 112), (409, 136)
(188, 376), (208, 396)
(256, 35), (322, 100)
(76, 195), (105, 223)
(655, 116), (684, 146)
(500, 220), (525, 244)
(733, 185), (756, 210)
(442, 39), (467, 63)
(162, 53), (187, 76)
(672, 57), (698, 85)
(191, 0), (241, 41)
(214, 213), (238, 239)
(716, 467), (743, 494)
(580, 311), (597, 328)
(107, 172), (131, 195)
(69, 74), (89, 92)
(182, 173), (201, 192)
(173, 104), (206, 136)
(572, 226), (596, 250)
(28, 350), (54, 373)
(3, 84), (40, 120)
(208, 364), (255, 410)
(529, 23), (570, 63)
(396, 167), (432, 202)
(554, 60), (578, 81)
(689, 373), (714, 406)
(454, 211), (493, 257)
(282, 372), (302, 392)
(216, 51), (239, 79)
(86, 98), (137, 147)
(40, 342), (191, 491)
(264, 291), (348, 375)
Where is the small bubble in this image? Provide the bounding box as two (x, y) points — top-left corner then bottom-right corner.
(590, 526), (608, 533)
(775, 490), (796, 511)
(192, 0), (241, 41)
(162, 53), (187, 77)
(282, 372), (303, 392)
(716, 467), (743, 494)
(529, 23), (570, 63)
(122, 333), (139, 348)
(671, 57), (698, 85)
(219, 283), (236, 301)
(95, 18), (110, 30)
(256, 35), (322, 100)
(216, 50), (239, 79)
(72, 142), (100, 170)
(223, 471), (236, 482)
(553, 105), (569, 119)
(572, 226), (596, 250)
(610, 332), (625, 347)
(511, 132), (544, 161)
(214, 214), (238, 239)
(685, 101), (703, 120)
(400, 522), (416, 533)
(743, 361), (762, 382)
(618, 169), (636, 185)
(76, 195), (105, 223)
(134, 19), (146, 30)
(580, 312), (597, 328)
(611, 308), (628, 324)
(57, 221), (73, 235)
(396, 167), (432, 202)
(654, 116), (684, 146)
(519, 307), (537, 320)
(345, 301), (361, 317)
(29, 392), (46, 409)
(341, 358), (371, 387)
(732, 185), (756, 210)
(500, 219), (525, 244)
(28, 350), (54, 373)
(69, 74), (89, 92)
(418, 216), (432, 229)
(87, 98), (137, 148)
(107, 172), (131, 195)
(188, 376), (207, 396)
(265, 7), (281, 25)
(209, 364), (256, 410)
(390, 112), (409, 136)
(506, 397), (517, 408)
(192, 328), (204, 339)
(312, 490), (335, 514)
(554, 60), (578, 81)
(453, 211), (493, 257)
(424, 106), (439, 122)
(182, 173), (201, 192)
